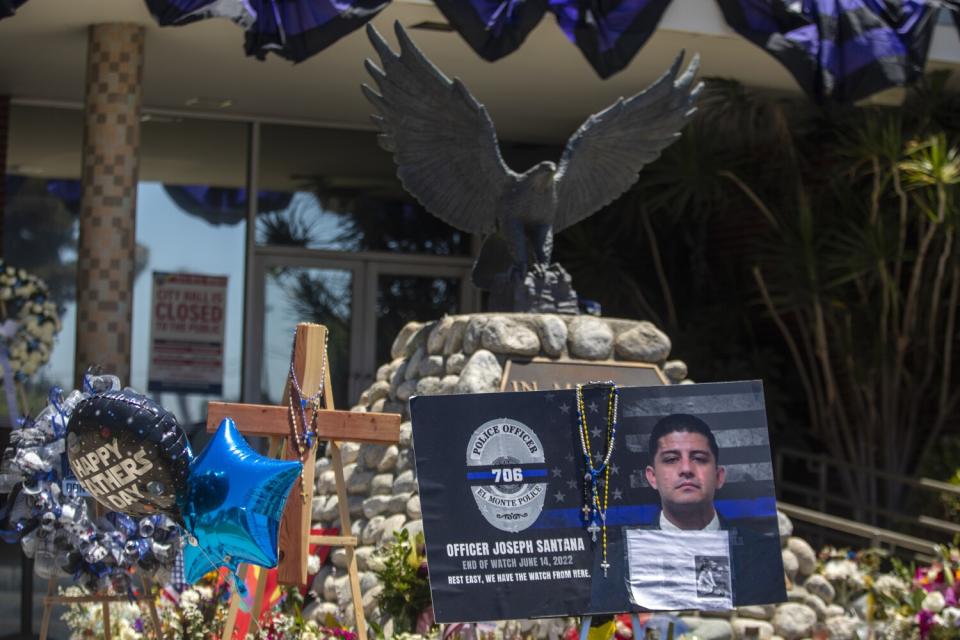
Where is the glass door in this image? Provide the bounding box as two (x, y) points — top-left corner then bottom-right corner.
(249, 253), (364, 409)
(249, 251), (478, 409)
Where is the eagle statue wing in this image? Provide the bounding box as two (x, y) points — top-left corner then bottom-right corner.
(362, 22), (517, 235)
(553, 53), (702, 233)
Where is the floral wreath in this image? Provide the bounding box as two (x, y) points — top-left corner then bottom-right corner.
(0, 373), (183, 592)
(0, 261), (61, 382)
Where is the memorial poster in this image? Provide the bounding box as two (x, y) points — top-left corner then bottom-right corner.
(409, 381), (786, 623)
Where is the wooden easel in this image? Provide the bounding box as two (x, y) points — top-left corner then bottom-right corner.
(39, 573), (163, 640)
(205, 323), (401, 640)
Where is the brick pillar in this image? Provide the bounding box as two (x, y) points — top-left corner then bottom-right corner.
(75, 24), (145, 386)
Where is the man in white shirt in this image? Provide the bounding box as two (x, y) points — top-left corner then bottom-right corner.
(645, 414), (726, 531)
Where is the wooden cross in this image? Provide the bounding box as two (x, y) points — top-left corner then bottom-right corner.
(205, 323), (400, 640)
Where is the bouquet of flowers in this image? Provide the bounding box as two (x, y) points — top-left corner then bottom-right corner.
(911, 545), (960, 639)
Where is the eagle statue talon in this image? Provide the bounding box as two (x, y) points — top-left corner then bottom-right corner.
(362, 21), (701, 314)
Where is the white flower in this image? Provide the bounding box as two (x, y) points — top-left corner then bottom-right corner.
(874, 574), (908, 598)
(180, 590), (200, 609)
(301, 633), (318, 640)
(922, 590), (946, 613)
(823, 559), (861, 583)
(942, 607), (960, 625)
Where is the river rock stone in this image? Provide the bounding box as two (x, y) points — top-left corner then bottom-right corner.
(394, 469), (417, 493)
(825, 616), (859, 640)
(787, 537), (817, 577)
(781, 548), (799, 582)
(340, 443), (360, 465)
(370, 473), (394, 495)
(419, 355), (445, 378)
(568, 316), (614, 360)
(348, 496), (364, 518)
(405, 346), (425, 381)
(320, 495), (339, 521)
(445, 352), (466, 375)
(375, 363), (391, 382)
(803, 574), (836, 604)
(362, 495), (391, 519)
(387, 491), (411, 515)
(480, 317), (540, 356)
(331, 548), (348, 569)
(396, 379), (418, 402)
(362, 516), (385, 545)
(427, 316), (453, 355)
(456, 350), (503, 393)
(416, 376), (443, 396)
(359, 444), (385, 469)
(367, 380), (390, 404)
(444, 318), (468, 355)
(777, 511), (793, 541)
(377, 445), (399, 472)
(388, 363), (406, 398)
(825, 604), (844, 618)
(398, 421), (412, 448)
(395, 447), (415, 473)
(304, 600), (341, 624)
(440, 374), (459, 394)
(614, 321), (671, 362)
(354, 545), (375, 571)
(462, 317), (488, 354)
(311, 496), (324, 521)
(802, 592), (828, 621)
(682, 618), (733, 640)
(737, 605), (776, 620)
(381, 513), (407, 543)
(535, 314), (567, 357)
(317, 469), (336, 495)
(390, 321), (423, 359)
(347, 469), (374, 495)
(362, 584), (383, 615)
(407, 494), (421, 519)
(772, 603), (817, 640)
(663, 359), (688, 382)
(405, 322), (432, 358)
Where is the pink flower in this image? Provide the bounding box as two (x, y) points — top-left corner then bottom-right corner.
(918, 609), (935, 640)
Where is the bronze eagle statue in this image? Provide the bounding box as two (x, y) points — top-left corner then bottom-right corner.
(362, 22), (702, 313)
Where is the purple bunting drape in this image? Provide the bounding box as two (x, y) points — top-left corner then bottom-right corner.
(144, 0), (389, 63)
(0, 0), (29, 20)
(715, 0), (940, 104)
(141, 0), (950, 98)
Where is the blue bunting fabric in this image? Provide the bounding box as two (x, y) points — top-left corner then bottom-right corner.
(432, 0), (676, 78)
(431, 0), (550, 62)
(0, 0), (28, 20)
(715, 0), (940, 104)
(144, 0), (390, 62)
(550, 0), (676, 78)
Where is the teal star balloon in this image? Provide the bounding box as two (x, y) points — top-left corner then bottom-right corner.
(180, 418), (301, 585)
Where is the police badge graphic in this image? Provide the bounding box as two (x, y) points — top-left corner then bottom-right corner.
(465, 418), (548, 532)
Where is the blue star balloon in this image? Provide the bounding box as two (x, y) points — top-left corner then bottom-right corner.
(179, 418), (301, 585)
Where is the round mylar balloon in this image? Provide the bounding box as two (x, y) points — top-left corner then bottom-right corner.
(66, 389), (193, 520)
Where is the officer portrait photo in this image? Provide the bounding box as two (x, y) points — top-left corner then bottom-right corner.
(622, 409), (785, 610)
